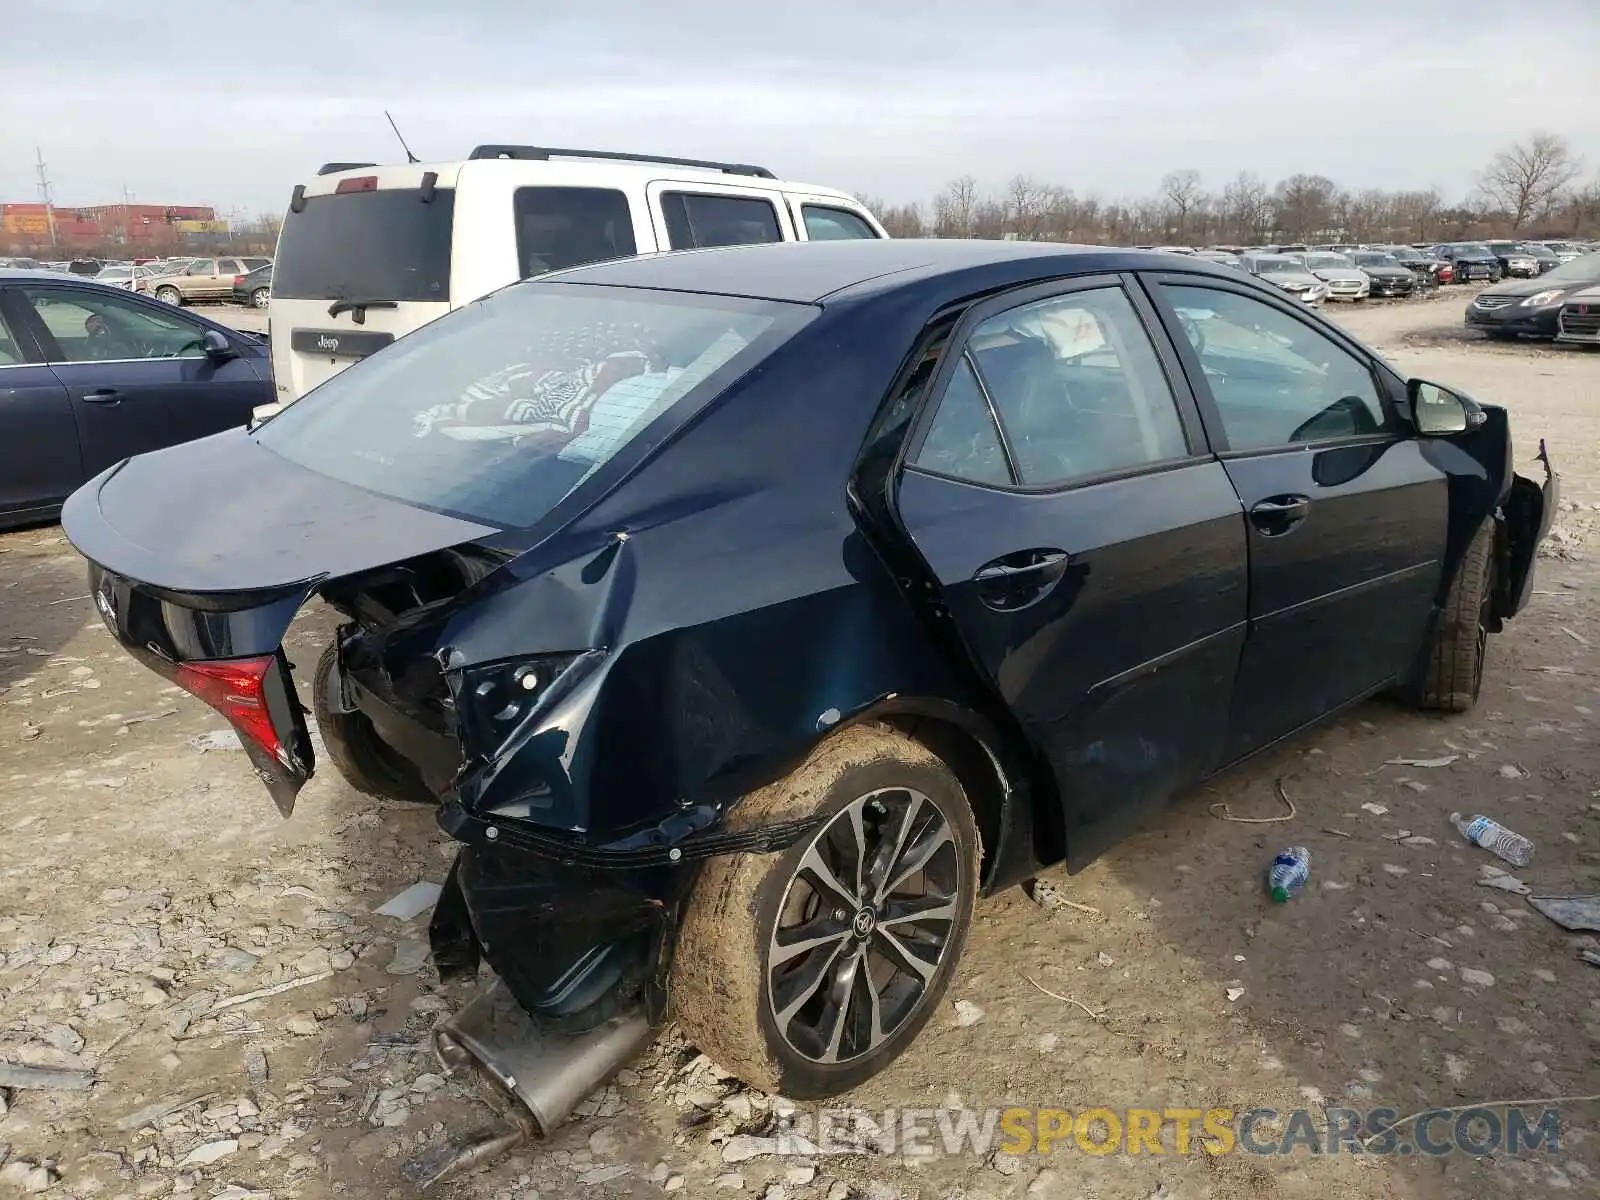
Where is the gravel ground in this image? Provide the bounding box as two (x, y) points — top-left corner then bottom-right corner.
(1, 291), (1596, 1200)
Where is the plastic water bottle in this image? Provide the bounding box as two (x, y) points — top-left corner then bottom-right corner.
(1266, 847), (1311, 903)
(1450, 813), (1534, 867)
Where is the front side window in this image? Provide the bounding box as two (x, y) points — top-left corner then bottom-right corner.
(1161, 284), (1394, 450)
(255, 284), (808, 528)
(962, 287), (1189, 486)
(802, 206), (878, 241)
(514, 187), (637, 278)
(661, 192), (782, 250)
(188, 260), (217, 276)
(20, 288), (211, 363)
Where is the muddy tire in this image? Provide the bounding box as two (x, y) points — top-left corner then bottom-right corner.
(312, 643), (436, 805)
(155, 286), (183, 306)
(250, 287), (270, 309)
(1412, 523), (1494, 712)
(670, 724), (980, 1098)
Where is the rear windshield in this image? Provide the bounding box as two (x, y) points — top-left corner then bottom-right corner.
(272, 188), (454, 302)
(255, 283), (807, 528)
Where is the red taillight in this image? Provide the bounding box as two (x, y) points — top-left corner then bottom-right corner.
(175, 656), (284, 763)
(233, 274), (246, 285)
(335, 175), (378, 194)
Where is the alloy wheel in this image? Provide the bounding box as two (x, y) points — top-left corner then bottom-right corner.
(765, 786), (962, 1065)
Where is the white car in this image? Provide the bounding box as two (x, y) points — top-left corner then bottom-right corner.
(1298, 252), (1372, 302)
(261, 145), (887, 418)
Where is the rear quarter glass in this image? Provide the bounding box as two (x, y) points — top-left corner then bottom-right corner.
(254, 283), (813, 529)
(272, 188), (454, 302)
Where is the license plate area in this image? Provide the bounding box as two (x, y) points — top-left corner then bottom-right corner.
(290, 328), (395, 360)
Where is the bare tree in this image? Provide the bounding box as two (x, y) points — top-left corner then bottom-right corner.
(1005, 175), (1058, 241)
(932, 175), (979, 238)
(1479, 133), (1582, 231)
(1158, 170), (1204, 242)
(1273, 174), (1338, 242)
(1220, 172), (1269, 244)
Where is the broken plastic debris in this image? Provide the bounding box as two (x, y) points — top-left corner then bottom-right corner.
(1385, 755), (1459, 768)
(1226, 985), (1245, 1002)
(1477, 869), (1531, 895)
(374, 881), (443, 921)
(952, 999), (985, 1027)
(190, 729), (242, 752)
(1360, 802), (1389, 816)
(1527, 894), (1600, 932)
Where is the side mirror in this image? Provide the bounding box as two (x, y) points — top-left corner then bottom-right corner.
(202, 329), (233, 361)
(1409, 379), (1485, 436)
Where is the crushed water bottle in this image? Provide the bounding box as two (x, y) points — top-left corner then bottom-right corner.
(1266, 847), (1311, 903)
(1450, 812), (1534, 867)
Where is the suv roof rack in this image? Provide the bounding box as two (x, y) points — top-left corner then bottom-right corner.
(466, 145), (776, 179)
(317, 162), (378, 176)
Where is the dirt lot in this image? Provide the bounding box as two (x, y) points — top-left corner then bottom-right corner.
(1, 291), (1597, 1200)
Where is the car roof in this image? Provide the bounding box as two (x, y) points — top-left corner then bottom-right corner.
(542, 239), (1237, 304)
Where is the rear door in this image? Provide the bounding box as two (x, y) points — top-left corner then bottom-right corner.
(646, 181), (795, 250)
(893, 276), (1249, 865)
(268, 177), (454, 403)
(14, 282), (269, 475)
(0, 286), (81, 521)
(1145, 273), (1447, 762)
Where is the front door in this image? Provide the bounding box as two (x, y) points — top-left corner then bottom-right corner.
(1146, 276), (1448, 762)
(893, 276), (1249, 865)
(14, 284), (268, 476)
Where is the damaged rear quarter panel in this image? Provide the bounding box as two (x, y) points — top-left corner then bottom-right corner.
(436, 295), (991, 842)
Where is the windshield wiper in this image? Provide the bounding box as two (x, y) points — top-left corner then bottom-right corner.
(327, 298), (399, 324)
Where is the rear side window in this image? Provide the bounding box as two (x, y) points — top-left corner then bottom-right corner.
(966, 287), (1190, 486)
(661, 192), (782, 250)
(802, 206), (878, 241)
(514, 187), (637, 278)
(273, 189), (454, 302)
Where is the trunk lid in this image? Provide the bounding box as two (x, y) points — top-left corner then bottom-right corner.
(62, 431), (500, 812)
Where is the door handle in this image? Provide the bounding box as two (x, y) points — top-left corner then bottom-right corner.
(81, 389), (122, 406)
(974, 550), (1069, 581)
(972, 548), (1071, 612)
(1249, 494), (1312, 535)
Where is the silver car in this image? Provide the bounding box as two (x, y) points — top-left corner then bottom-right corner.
(1297, 252), (1372, 302)
(1241, 254), (1330, 306)
(1556, 286), (1600, 345)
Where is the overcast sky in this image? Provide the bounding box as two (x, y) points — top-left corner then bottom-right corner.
(4, 0), (1597, 215)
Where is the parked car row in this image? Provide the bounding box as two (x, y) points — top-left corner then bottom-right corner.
(1465, 251), (1600, 341)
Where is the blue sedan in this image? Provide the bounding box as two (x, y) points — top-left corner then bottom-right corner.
(0, 269), (271, 529)
(65, 240), (1554, 1110)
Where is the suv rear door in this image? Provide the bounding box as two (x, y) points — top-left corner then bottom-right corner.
(268, 174), (455, 404)
(646, 181), (795, 250)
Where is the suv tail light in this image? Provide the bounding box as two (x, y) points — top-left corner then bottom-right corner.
(233, 275), (246, 286)
(175, 655), (286, 764)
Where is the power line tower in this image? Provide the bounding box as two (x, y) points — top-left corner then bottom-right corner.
(34, 146), (58, 248)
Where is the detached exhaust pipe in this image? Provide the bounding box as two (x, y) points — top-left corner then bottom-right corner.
(404, 981), (652, 1187)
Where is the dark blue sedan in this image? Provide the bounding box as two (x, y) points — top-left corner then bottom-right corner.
(63, 241), (1554, 1115)
(0, 269), (270, 528)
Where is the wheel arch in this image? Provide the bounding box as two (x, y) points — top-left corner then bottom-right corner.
(839, 695), (1057, 895)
